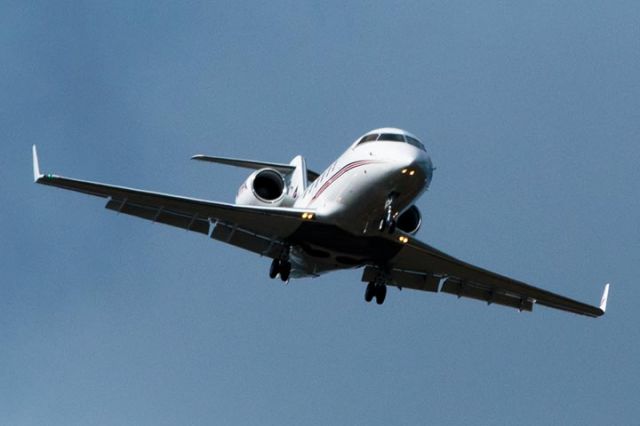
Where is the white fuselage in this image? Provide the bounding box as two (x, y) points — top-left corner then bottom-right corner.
(296, 138), (433, 233)
(288, 132), (434, 276)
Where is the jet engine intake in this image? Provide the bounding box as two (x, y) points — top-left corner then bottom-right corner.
(253, 169), (285, 201)
(236, 168), (288, 206)
(396, 205), (421, 235)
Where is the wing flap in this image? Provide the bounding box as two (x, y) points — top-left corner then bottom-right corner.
(105, 199), (210, 234)
(441, 277), (534, 312)
(361, 266), (439, 293)
(211, 222), (284, 258)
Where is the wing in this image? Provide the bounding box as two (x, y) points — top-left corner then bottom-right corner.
(379, 233), (608, 317)
(33, 146), (313, 259)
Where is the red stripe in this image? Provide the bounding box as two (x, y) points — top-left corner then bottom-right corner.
(311, 161), (369, 200)
(311, 160), (378, 201)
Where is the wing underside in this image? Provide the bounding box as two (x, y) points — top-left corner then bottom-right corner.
(377, 237), (606, 317)
(33, 147), (307, 259)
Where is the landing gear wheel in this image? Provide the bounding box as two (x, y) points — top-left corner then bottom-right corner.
(375, 284), (387, 305)
(279, 261), (291, 282)
(364, 282), (376, 302)
(269, 259), (280, 279)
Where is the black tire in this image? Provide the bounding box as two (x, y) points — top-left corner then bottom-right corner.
(364, 282), (376, 302)
(375, 284), (387, 305)
(280, 261), (291, 282)
(269, 259), (280, 279)
(388, 220), (396, 234)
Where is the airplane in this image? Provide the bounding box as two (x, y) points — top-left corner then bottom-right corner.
(32, 127), (609, 317)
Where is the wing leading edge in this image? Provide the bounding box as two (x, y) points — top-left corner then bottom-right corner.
(385, 235), (608, 317)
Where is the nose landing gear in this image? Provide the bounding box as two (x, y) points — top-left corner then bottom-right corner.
(378, 193), (398, 233)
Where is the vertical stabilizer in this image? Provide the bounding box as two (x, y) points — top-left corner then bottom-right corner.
(288, 155), (308, 199)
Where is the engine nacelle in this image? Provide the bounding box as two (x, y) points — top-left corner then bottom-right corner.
(235, 168), (292, 207)
(396, 205), (422, 235)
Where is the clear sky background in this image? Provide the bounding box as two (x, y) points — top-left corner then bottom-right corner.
(2, 1), (639, 425)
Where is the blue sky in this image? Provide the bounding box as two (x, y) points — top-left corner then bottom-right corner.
(2, 1), (639, 425)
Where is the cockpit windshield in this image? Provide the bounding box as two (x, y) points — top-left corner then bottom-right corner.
(379, 133), (405, 142)
(405, 136), (425, 150)
(356, 133), (426, 151)
(360, 134), (379, 143)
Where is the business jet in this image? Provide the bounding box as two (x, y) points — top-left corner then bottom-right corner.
(32, 128), (609, 317)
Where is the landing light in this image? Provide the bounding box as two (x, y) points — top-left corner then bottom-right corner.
(398, 236), (409, 244)
(301, 212), (314, 220)
(401, 169), (407, 174)
(409, 170), (415, 176)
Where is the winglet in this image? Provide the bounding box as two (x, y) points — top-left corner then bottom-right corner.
(32, 145), (42, 182)
(599, 283), (610, 313)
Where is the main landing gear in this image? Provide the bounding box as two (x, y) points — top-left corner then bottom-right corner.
(269, 257), (291, 282)
(378, 193), (397, 234)
(364, 282), (387, 305)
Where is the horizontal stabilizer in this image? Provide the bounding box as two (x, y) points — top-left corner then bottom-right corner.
(192, 155), (319, 182)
